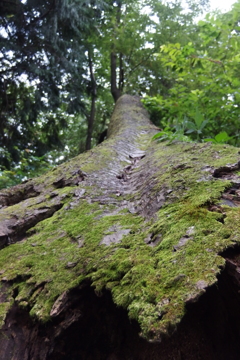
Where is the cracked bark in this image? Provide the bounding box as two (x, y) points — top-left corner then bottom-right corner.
(1, 95), (240, 359)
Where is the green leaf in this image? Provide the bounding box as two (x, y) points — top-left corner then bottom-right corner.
(214, 131), (232, 143)
(152, 132), (166, 140)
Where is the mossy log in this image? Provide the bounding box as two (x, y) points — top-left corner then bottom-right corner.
(1, 95), (240, 359)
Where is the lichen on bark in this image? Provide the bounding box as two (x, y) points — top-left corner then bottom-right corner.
(0, 95), (240, 350)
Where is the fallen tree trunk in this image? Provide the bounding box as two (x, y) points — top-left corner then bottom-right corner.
(1, 95), (240, 359)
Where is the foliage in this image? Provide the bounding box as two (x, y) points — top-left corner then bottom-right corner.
(143, 3), (240, 146)
(0, 153), (51, 190)
(184, 109), (209, 140)
(3, 0), (240, 188)
(204, 131), (233, 144)
(0, 0), (106, 171)
(152, 125), (192, 145)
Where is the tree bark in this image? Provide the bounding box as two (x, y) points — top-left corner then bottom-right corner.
(110, 0), (124, 103)
(110, 51), (122, 102)
(85, 50), (97, 150)
(1, 95), (240, 359)
(119, 52), (124, 92)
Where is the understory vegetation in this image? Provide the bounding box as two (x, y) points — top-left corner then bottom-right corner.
(0, 0), (240, 188)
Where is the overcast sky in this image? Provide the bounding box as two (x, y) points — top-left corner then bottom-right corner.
(209, 0), (237, 12)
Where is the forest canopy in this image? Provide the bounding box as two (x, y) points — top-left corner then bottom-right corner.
(0, 0), (240, 188)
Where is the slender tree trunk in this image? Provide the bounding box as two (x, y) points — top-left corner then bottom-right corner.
(119, 52), (124, 92)
(110, 0), (124, 103)
(1, 96), (240, 359)
(110, 51), (122, 102)
(85, 50), (97, 150)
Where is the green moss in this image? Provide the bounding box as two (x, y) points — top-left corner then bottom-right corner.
(0, 114), (240, 341)
(106, 140), (240, 339)
(0, 298), (13, 327)
(0, 200), (144, 321)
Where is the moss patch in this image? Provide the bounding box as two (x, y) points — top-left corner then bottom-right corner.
(0, 96), (240, 342)
(1, 139), (240, 340)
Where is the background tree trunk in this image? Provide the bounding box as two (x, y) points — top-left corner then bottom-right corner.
(110, 51), (122, 102)
(110, 0), (123, 103)
(85, 50), (97, 150)
(1, 95), (240, 359)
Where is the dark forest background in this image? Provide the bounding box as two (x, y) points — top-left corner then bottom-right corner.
(1, 0), (240, 188)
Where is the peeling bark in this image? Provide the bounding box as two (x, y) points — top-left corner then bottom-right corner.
(0, 95), (240, 358)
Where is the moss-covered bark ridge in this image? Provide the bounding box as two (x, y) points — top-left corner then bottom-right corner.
(0, 95), (240, 342)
